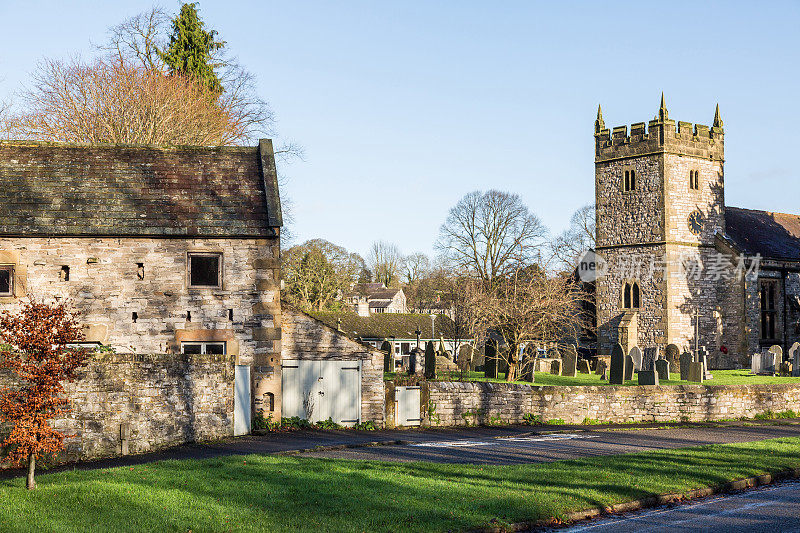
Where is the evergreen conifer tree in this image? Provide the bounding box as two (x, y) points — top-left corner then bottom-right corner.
(160, 3), (225, 93)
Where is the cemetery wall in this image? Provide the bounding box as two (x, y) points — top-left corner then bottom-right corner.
(0, 352), (233, 468)
(423, 381), (800, 426)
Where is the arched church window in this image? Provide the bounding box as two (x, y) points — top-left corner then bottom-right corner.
(689, 170), (700, 190)
(623, 281), (641, 309)
(623, 169), (636, 192)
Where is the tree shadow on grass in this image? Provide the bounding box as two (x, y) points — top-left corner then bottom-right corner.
(2, 439), (799, 532)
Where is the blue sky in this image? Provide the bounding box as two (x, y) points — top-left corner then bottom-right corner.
(1, 1), (798, 258)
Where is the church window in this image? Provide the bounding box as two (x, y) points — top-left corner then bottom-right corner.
(689, 170), (700, 190)
(623, 281), (641, 309)
(623, 169), (636, 192)
(760, 281), (777, 341)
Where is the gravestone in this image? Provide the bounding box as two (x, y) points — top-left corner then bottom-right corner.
(665, 343), (680, 370)
(624, 355), (634, 381)
(458, 344), (473, 369)
(550, 359), (562, 375)
(655, 359), (670, 381)
(779, 361), (791, 377)
(698, 347), (712, 380)
(763, 349), (777, 376)
(457, 345), (472, 374)
(680, 352), (693, 380)
(562, 345), (578, 377)
(577, 360), (591, 374)
(596, 359), (608, 380)
(642, 347), (658, 372)
(380, 340), (393, 373)
(688, 361), (705, 383)
(792, 343), (800, 377)
(424, 341), (437, 379)
(484, 340), (498, 379)
(629, 346), (642, 372)
(767, 345), (783, 376)
(609, 343), (625, 385)
(408, 347), (423, 375)
(751, 352), (763, 375)
(638, 370), (659, 386)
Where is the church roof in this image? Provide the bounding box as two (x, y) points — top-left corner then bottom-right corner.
(0, 139), (281, 237)
(725, 206), (800, 261)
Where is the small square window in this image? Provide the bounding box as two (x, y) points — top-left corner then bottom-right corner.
(0, 266), (13, 296)
(189, 254), (222, 288)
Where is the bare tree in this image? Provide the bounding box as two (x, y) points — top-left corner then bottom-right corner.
(7, 57), (269, 146)
(436, 190), (547, 286)
(93, 6), (285, 148)
(402, 253), (431, 285)
(550, 204), (596, 271)
(99, 6), (170, 71)
(468, 267), (589, 382)
(369, 241), (403, 287)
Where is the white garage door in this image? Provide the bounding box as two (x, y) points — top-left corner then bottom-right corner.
(282, 360), (361, 426)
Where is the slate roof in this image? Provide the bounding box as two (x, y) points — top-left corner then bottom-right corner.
(0, 139), (281, 237)
(307, 311), (466, 340)
(725, 207), (800, 261)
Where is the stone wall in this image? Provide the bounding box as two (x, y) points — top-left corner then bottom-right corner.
(421, 381), (800, 426)
(281, 306), (385, 424)
(0, 236), (282, 420)
(0, 352), (233, 467)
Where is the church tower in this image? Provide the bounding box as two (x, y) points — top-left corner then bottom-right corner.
(594, 96), (725, 357)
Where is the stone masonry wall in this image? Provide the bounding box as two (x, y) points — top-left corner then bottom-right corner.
(281, 307), (385, 425)
(0, 237), (280, 362)
(0, 352), (233, 467)
(0, 236), (282, 420)
(424, 381), (800, 426)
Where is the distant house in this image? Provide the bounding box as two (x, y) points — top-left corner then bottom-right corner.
(346, 282), (407, 316)
(308, 311), (472, 368)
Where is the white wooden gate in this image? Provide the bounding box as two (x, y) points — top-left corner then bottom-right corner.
(282, 360), (361, 426)
(395, 386), (421, 426)
(233, 365), (251, 436)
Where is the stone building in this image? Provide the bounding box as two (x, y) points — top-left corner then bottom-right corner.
(0, 139), (283, 421)
(594, 96), (800, 368)
(346, 282), (407, 316)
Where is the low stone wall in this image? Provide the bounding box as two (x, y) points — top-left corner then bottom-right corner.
(1, 352), (233, 467)
(422, 381), (800, 426)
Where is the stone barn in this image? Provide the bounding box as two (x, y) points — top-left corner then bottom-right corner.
(0, 139), (283, 438)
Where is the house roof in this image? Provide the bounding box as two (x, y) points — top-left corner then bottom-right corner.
(0, 139), (281, 237)
(307, 311), (467, 340)
(725, 207), (800, 261)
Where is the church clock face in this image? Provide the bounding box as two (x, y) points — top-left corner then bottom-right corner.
(688, 210), (703, 235)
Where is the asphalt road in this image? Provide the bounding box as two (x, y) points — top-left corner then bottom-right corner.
(300, 423), (800, 464)
(554, 480), (800, 533)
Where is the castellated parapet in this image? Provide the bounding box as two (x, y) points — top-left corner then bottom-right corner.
(594, 98), (724, 163)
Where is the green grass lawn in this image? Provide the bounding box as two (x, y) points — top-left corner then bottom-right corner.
(386, 369), (800, 387)
(3, 437), (800, 532)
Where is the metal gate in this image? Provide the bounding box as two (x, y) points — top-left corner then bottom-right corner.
(395, 386), (421, 426)
(234, 365), (251, 436)
(282, 360), (361, 426)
